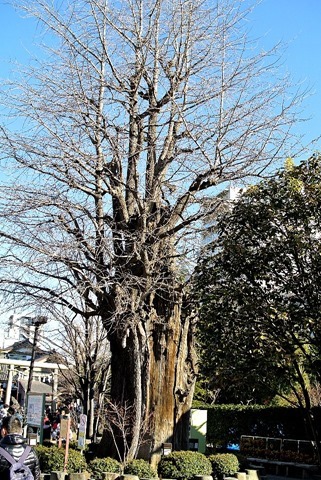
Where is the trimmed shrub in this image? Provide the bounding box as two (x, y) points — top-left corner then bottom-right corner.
(88, 457), (122, 480)
(35, 445), (64, 473)
(208, 453), (239, 480)
(125, 459), (158, 478)
(35, 444), (87, 473)
(68, 448), (89, 473)
(158, 451), (212, 480)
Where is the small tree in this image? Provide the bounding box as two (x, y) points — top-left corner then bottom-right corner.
(99, 400), (152, 466)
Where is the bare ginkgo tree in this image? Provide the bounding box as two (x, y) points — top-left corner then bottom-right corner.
(0, 0), (306, 464)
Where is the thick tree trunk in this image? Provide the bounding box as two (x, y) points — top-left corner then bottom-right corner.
(147, 299), (197, 466)
(100, 291), (197, 466)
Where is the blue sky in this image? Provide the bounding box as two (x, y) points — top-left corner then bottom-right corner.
(248, 0), (321, 154)
(0, 0), (320, 156)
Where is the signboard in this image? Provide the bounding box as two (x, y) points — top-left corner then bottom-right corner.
(60, 416), (70, 439)
(78, 414), (87, 449)
(28, 433), (38, 446)
(79, 414), (87, 433)
(78, 431), (86, 448)
(26, 394), (45, 427)
(162, 443), (172, 456)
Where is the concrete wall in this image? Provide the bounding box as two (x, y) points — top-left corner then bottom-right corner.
(189, 408), (207, 454)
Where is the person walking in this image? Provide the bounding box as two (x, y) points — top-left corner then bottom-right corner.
(0, 415), (40, 480)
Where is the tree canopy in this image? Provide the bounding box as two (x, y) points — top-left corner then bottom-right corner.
(194, 155), (321, 410)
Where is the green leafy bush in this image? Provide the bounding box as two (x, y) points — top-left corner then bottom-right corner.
(208, 453), (239, 480)
(35, 444), (87, 473)
(35, 445), (64, 473)
(68, 448), (89, 473)
(88, 457), (122, 480)
(158, 451), (212, 480)
(125, 459), (158, 478)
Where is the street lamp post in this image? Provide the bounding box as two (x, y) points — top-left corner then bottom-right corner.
(26, 316), (48, 398)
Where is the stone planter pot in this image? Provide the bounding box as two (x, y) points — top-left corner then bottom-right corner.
(194, 476), (213, 480)
(68, 473), (87, 480)
(246, 470), (259, 480)
(50, 472), (66, 480)
(236, 472), (247, 480)
(40, 474), (51, 480)
(119, 475), (139, 480)
(101, 473), (120, 480)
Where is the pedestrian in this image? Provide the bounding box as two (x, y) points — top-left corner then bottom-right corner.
(43, 420), (52, 443)
(0, 404), (9, 420)
(7, 406), (23, 424)
(0, 415), (40, 480)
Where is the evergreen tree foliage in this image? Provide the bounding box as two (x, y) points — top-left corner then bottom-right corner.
(194, 155), (321, 407)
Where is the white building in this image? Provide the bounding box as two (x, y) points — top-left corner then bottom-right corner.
(202, 184), (244, 245)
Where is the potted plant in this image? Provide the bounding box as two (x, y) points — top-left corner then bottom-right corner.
(88, 457), (122, 480)
(35, 445), (88, 479)
(125, 459), (157, 479)
(208, 453), (239, 480)
(158, 451), (212, 480)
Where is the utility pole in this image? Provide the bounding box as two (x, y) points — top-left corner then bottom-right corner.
(26, 316), (48, 398)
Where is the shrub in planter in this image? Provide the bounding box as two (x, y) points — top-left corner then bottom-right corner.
(208, 453), (239, 480)
(35, 444), (87, 473)
(88, 457), (122, 480)
(158, 451), (212, 480)
(125, 459), (158, 478)
(68, 448), (88, 473)
(35, 445), (64, 473)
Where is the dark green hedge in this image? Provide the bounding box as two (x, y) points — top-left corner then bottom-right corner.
(196, 404), (321, 447)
